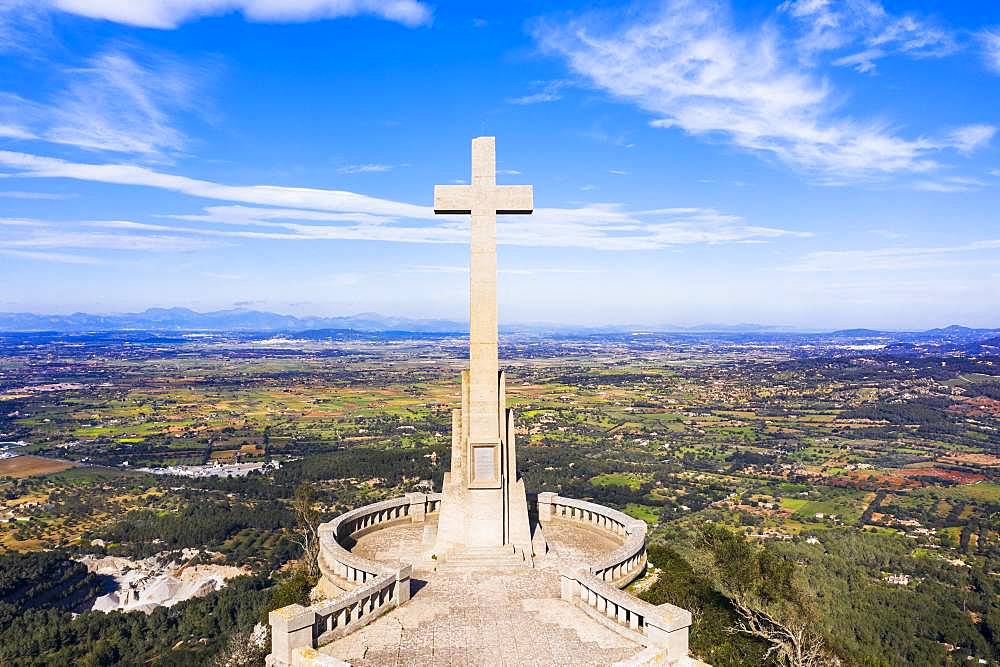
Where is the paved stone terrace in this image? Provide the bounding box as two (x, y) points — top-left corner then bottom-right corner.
(321, 520), (644, 666)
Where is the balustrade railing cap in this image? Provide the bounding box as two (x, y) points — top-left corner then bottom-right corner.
(646, 603), (694, 632)
(269, 604), (316, 632)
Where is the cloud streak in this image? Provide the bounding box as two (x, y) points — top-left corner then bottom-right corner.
(980, 28), (1000, 75)
(0, 150), (431, 218)
(948, 124), (996, 154)
(0, 150), (810, 251)
(97, 204), (808, 251)
(0, 190), (77, 200)
(786, 240), (1000, 272)
(45, 0), (431, 29)
(0, 248), (102, 264)
(507, 80), (569, 105)
(2, 229), (217, 252)
(337, 163), (395, 174)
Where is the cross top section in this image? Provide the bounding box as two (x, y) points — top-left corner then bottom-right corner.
(434, 137), (533, 215)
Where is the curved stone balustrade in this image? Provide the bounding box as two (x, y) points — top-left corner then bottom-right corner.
(538, 492), (693, 666)
(537, 492), (648, 586)
(270, 490), (694, 667)
(267, 492), (440, 667)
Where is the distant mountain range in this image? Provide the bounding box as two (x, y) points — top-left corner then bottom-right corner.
(827, 325), (1000, 345)
(0, 308), (997, 341)
(0, 308), (469, 333)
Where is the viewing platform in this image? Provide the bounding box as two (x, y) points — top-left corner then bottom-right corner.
(268, 493), (700, 667)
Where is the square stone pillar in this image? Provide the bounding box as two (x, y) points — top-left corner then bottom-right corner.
(645, 606), (693, 664)
(537, 491), (555, 523)
(405, 493), (426, 523)
(559, 571), (577, 602)
(269, 604), (316, 667)
(395, 564), (413, 604)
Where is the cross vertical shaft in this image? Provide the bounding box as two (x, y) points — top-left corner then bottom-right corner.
(469, 137), (499, 444)
(434, 136), (533, 476)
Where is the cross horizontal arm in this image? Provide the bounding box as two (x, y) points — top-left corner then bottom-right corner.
(433, 184), (533, 215)
(434, 185), (474, 214)
(494, 185), (533, 215)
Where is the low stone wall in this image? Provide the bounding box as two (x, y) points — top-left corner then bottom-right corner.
(538, 492), (693, 666)
(267, 492), (440, 667)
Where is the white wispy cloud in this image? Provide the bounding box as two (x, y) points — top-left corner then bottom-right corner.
(0, 48), (202, 156)
(831, 49), (884, 74)
(0, 150), (431, 218)
(0, 248), (101, 264)
(507, 80), (569, 105)
(780, 0), (957, 72)
(337, 163), (394, 174)
(786, 240), (1000, 272)
(0, 217), (50, 227)
(867, 228), (904, 240)
(0, 0), (52, 54)
(48, 48), (198, 155)
(0, 93), (45, 141)
(43, 0), (431, 29)
(534, 0), (976, 182)
(0, 150), (810, 251)
(406, 265), (601, 276)
(981, 28), (1000, 74)
(912, 177), (985, 193)
(0, 124), (36, 140)
(169, 204), (396, 226)
(0, 190), (77, 200)
(2, 230), (217, 252)
(0, 213), (218, 261)
(99, 204), (807, 251)
(948, 124), (996, 154)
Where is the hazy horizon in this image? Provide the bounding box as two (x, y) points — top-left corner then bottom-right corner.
(1, 303), (998, 333)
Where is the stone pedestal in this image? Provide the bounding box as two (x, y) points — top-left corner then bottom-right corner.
(433, 370), (533, 559)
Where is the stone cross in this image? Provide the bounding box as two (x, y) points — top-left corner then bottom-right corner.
(434, 137), (533, 449)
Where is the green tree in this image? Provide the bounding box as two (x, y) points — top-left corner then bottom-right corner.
(699, 524), (836, 667)
(290, 482), (321, 579)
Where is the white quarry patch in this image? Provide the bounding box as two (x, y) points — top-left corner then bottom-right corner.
(136, 460), (279, 478)
(79, 549), (250, 614)
(0, 440), (27, 459)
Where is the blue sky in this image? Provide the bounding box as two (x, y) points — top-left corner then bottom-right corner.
(1, 0), (999, 329)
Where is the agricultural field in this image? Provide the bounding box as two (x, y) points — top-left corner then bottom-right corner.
(0, 454), (76, 478)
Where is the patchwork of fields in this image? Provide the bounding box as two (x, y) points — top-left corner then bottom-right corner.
(0, 329), (999, 664)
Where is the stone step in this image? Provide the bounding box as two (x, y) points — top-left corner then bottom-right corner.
(437, 546), (529, 570)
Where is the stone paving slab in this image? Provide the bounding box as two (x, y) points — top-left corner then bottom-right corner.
(321, 521), (643, 666)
